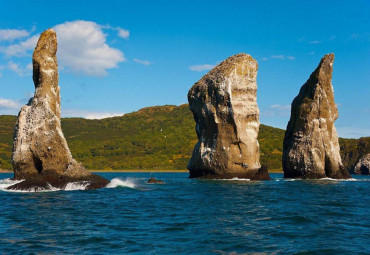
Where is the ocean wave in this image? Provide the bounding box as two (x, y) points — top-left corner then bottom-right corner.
(106, 178), (137, 189)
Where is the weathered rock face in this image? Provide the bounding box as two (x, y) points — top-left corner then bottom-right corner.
(283, 53), (350, 179)
(10, 29), (108, 190)
(187, 53), (270, 180)
(354, 153), (370, 175)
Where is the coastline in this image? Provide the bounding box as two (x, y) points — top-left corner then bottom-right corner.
(0, 169), (283, 173)
(89, 169), (284, 173)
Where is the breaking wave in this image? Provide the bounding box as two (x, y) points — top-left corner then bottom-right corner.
(106, 178), (137, 189)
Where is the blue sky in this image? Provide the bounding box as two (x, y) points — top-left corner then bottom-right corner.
(0, 0), (369, 138)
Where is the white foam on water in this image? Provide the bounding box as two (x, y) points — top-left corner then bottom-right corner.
(0, 178), (92, 193)
(218, 177), (251, 181)
(64, 182), (90, 190)
(106, 178), (137, 189)
(283, 177), (362, 182)
(0, 178), (24, 190)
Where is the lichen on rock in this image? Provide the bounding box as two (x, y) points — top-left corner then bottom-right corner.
(10, 29), (108, 190)
(282, 53), (350, 179)
(187, 53), (270, 180)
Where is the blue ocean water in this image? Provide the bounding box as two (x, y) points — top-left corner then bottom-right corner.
(0, 172), (369, 254)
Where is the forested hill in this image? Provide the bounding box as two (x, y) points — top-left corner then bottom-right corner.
(0, 104), (368, 172)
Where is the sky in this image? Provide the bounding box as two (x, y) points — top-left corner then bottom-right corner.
(0, 0), (369, 138)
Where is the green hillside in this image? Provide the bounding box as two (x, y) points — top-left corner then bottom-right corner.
(0, 104), (368, 172)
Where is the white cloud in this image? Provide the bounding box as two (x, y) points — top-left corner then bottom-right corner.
(7, 61), (31, 76)
(1, 35), (39, 56)
(117, 27), (130, 39)
(308, 40), (321, 44)
(133, 58), (151, 66)
(54, 20), (125, 76)
(61, 109), (124, 119)
(0, 98), (22, 111)
(0, 29), (30, 41)
(1, 20), (126, 77)
(189, 64), (215, 72)
(270, 55), (295, 61)
(261, 57), (269, 61)
(271, 55), (285, 60)
(308, 51), (315, 55)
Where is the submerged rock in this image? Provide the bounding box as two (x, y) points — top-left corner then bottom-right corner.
(354, 153), (370, 175)
(283, 53), (350, 179)
(10, 29), (108, 190)
(187, 53), (270, 180)
(146, 177), (165, 184)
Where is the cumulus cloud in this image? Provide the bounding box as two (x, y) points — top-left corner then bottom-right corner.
(1, 35), (39, 56)
(189, 64), (215, 72)
(61, 109), (124, 119)
(54, 20), (125, 76)
(1, 20), (126, 77)
(133, 58), (151, 66)
(0, 29), (30, 41)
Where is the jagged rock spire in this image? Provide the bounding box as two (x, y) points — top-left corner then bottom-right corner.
(283, 53), (350, 179)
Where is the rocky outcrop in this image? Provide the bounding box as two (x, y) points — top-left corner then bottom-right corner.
(9, 29), (108, 190)
(187, 53), (270, 180)
(283, 53), (350, 179)
(147, 177), (165, 184)
(354, 153), (370, 175)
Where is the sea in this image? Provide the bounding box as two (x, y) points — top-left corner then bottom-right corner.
(0, 172), (369, 254)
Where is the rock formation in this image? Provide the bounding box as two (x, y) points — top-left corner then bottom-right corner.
(187, 53), (270, 180)
(283, 53), (350, 179)
(9, 29), (108, 190)
(354, 153), (370, 175)
(147, 177), (165, 184)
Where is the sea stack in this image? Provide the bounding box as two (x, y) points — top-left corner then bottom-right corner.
(354, 153), (370, 175)
(9, 29), (108, 190)
(187, 53), (270, 180)
(283, 53), (350, 179)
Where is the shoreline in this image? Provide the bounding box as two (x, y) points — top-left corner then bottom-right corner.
(90, 169), (284, 173)
(0, 169), (284, 173)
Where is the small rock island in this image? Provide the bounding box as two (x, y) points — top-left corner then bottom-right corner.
(354, 153), (370, 175)
(187, 53), (270, 180)
(282, 53), (351, 179)
(9, 29), (108, 190)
